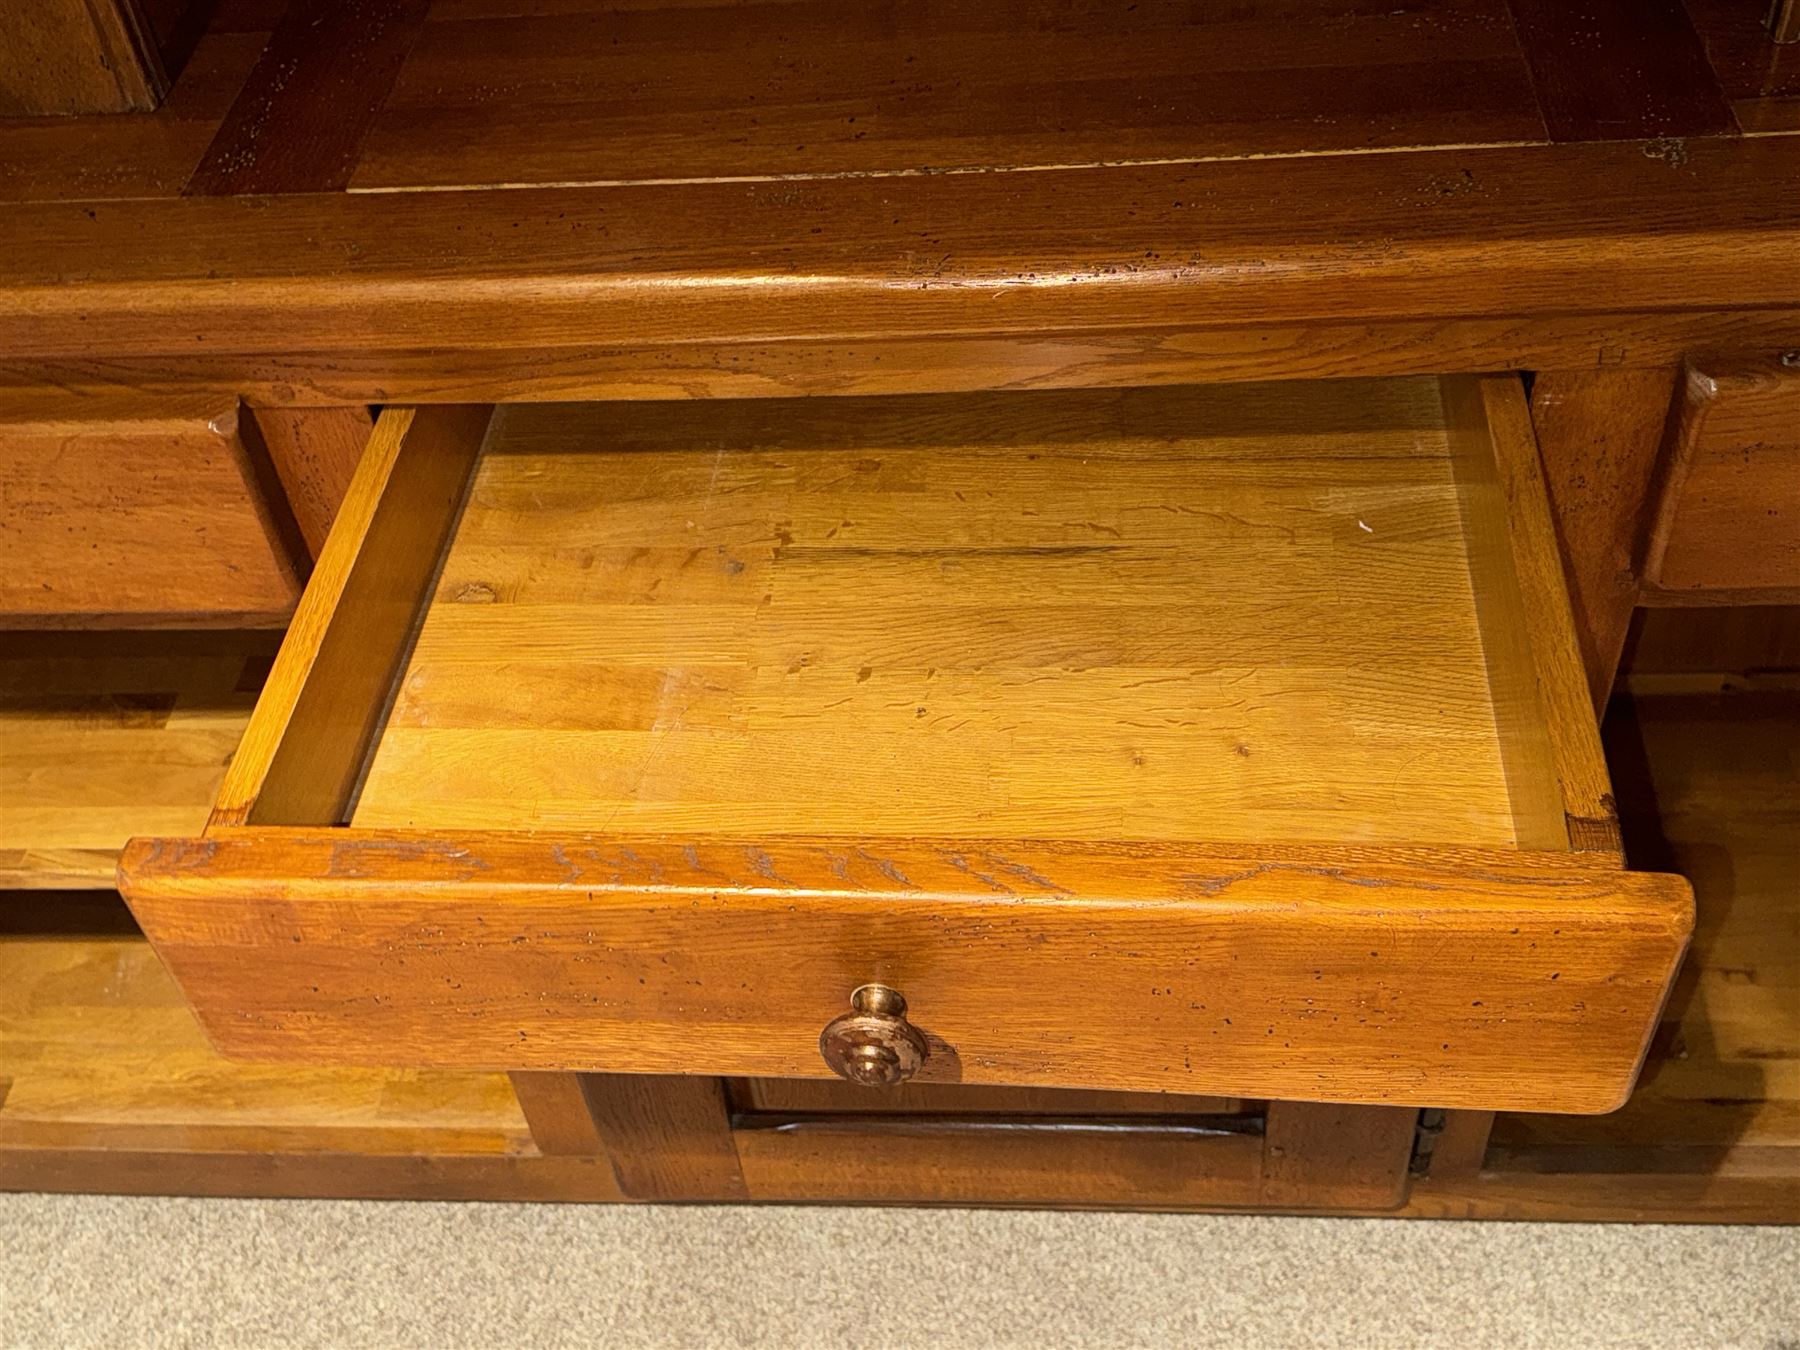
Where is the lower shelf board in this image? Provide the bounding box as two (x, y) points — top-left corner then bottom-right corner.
(0, 633), (279, 890)
(1, 687), (1795, 1219)
(0, 912), (531, 1160)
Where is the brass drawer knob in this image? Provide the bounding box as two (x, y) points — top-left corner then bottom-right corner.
(819, 984), (928, 1086)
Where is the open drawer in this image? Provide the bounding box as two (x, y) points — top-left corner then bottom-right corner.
(118, 376), (1692, 1114)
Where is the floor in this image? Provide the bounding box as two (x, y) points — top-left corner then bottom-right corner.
(1, 1196), (1794, 1349)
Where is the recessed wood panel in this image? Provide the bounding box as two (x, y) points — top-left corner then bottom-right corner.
(0, 0), (166, 116)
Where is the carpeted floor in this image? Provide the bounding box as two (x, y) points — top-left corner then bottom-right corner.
(1, 1196), (1794, 1349)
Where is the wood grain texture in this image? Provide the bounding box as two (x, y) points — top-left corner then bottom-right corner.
(0, 1148), (626, 1203)
(1643, 354), (1800, 593)
(118, 830), (1692, 1112)
(576, 1074), (746, 1201)
(1504, 0), (1735, 140)
(1448, 376), (1621, 850)
(355, 382), (1533, 849)
(0, 634), (273, 889)
(1629, 605), (1800, 674)
(354, 0), (1545, 192)
(17, 310), (1800, 412)
(1428, 1109), (1495, 1179)
(210, 404), (491, 828)
(0, 928), (530, 1155)
(251, 404), (374, 557)
(0, 0), (166, 115)
(1494, 692), (1800, 1159)
(0, 390), (303, 627)
(6, 137), (1800, 367)
(729, 1115), (1273, 1209)
(507, 1071), (603, 1155)
(1530, 367), (1682, 708)
(1445, 377), (1608, 850)
(0, 32), (270, 204)
(186, 0), (429, 196)
(1260, 1102), (1417, 1208)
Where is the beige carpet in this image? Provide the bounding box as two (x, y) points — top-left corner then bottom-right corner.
(1, 1196), (1794, 1349)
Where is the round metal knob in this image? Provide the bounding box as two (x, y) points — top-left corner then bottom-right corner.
(818, 984), (928, 1086)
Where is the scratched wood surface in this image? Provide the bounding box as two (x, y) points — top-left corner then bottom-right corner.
(353, 380), (1527, 847)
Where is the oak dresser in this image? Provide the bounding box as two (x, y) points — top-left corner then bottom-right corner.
(1, 0), (1796, 1221)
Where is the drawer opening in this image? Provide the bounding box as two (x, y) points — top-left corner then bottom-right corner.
(224, 376), (1605, 854)
(117, 376), (1692, 1114)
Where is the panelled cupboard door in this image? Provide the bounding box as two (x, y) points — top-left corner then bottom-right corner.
(118, 377), (1693, 1114)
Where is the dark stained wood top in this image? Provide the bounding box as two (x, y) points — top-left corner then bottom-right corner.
(0, 0), (1794, 393)
(4, 0), (1789, 209)
(4, 135), (1797, 359)
(353, 0), (1549, 190)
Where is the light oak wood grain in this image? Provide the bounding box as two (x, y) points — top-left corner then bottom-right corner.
(123, 376), (1687, 1113)
(0, 634), (273, 889)
(1446, 376), (1620, 851)
(0, 927), (529, 1154)
(355, 382), (1535, 848)
(211, 404), (492, 828)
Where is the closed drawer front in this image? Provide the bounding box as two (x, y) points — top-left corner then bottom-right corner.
(120, 377), (1691, 1114)
(1645, 354), (1800, 595)
(0, 391), (303, 626)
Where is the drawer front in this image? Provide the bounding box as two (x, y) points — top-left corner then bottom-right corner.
(0, 392), (303, 625)
(1646, 355), (1800, 594)
(121, 831), (1689, 1114)
(120, 379), (1692, 1115)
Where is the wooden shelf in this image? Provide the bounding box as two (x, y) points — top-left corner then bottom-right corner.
(0, 895), (530, 1159)
(0, 633), (274, 889)
(1490, 689), (1800, 1169)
